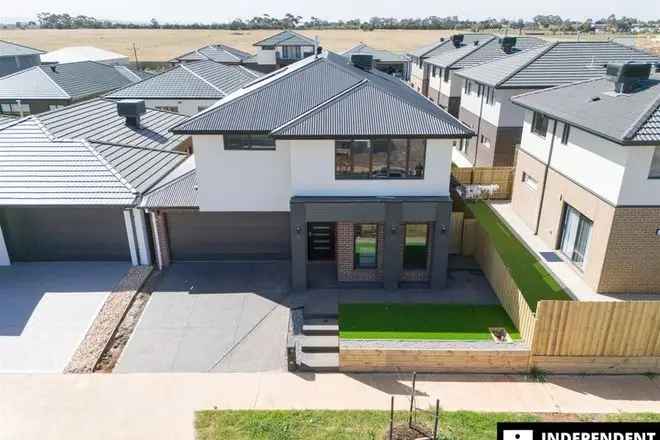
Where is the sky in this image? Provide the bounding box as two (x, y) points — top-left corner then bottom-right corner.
(2, 0), (659, 23)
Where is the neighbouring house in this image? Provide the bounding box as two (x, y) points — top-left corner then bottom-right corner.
(424, 36), (547, 116)
(105, 60), (262, 117)
(252, 30), (318, 69)
(0, 98), (190, 267)
(453, 41), (660, 167)
(169, 44), (253, 66)
(41, 46), (129, 65)
(408, 33), (493, 97)
(508, 63), (660, 294)
(0, 40), (44, 77)
(146, 51), (473, 290)
(0, 61), (147, 116)
(342, 43), (409, 79)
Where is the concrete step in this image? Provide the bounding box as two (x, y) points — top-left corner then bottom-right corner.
(300, 335), (339, 353)
(299, 352), (339, 372)
(303, 317), (339, 335)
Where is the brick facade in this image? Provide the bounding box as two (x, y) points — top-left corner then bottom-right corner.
(336, 221), (432, 284)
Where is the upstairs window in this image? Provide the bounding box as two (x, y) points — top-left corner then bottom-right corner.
(650, 147), (660, 179)
(1, 103), (30, 115)
(560, 124), (571, 145)
(335, 139), (426, 180)
(443, 68), (450, 82)
(281, 46), (302, 59)
(432, 66), (437, 77)
(464, 80), (473, 95)
(531, 112), (549, 138)
(224, 134), (276, 150)
(155, 105), (179, 113)
(485, 87), (495, 105)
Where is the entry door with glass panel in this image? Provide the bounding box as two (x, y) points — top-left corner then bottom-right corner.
(559, 204), (593, 269)
(307, 223), (336, 260)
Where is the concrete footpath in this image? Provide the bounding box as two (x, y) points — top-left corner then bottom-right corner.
(1, 372), (659, 440)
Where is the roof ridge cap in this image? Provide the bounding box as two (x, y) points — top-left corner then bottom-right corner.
(497, 42), (557, 87)
(181, 63), (227, 95)
(236, 64), (260, 78)
(36, 66), (72, 99)
(30, 115), (57, 141)
(87, 139), (188, 155)
(146, 167), (196, 195)
(80, 139), (138, 195)
(106, 64), (181, 97)
(623, 91), (660, 141)
(511, 77), (603, 102)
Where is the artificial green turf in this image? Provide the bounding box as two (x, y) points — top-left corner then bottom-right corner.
(195, 410), (660, 440)
(467, 201), (570, 312)
(339, 303), (521, 341)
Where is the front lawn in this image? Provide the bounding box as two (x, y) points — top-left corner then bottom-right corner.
(468, 201), (570, 311)
(196, 410), (660, 440)
(339, 303), (520, 341)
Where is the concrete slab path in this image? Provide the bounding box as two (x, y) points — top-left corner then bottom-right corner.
(0, 372), (658, 440)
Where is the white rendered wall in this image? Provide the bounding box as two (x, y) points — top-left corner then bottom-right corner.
(144, 99), (219, 116)
(428, 67), (441, 93)
(256, 47), (277, 65)
(0, 223), (10, 266)
(194, 135), (292, 212)
(289, 139), (452, 197)
(440, 71), (463, 98)
(460, 86), (530, 127)
(618, 145), (660, 206)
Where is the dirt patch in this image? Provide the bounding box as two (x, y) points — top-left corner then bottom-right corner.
(385, 424), (434, 440)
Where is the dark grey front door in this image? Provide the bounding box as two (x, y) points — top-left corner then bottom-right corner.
(307, 222), (335, 261)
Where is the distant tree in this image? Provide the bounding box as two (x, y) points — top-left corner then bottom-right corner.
(150, 18), (159, 29)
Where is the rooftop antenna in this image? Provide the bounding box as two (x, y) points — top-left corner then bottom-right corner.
(132, 42), (140, 71)
(314, 36), (320, 57)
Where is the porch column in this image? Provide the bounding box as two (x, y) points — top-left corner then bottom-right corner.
(0, 223), (10, 266)
(123, 210), (139, 266)
(132, 209), (152, 266)
(290, 202), (307, 291)
(430, 202), (452, 289)
(383, 202), (403, 290)
(150, 211), (171, 270)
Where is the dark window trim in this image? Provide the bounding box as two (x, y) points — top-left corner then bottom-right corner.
(531, 112), (549, 138)
(224, 134), (276, 151)
(354, 223), (378, 269)
(334, 138), (426, 180)
(443, 68), (450, 82)
(560, 123), (571, 145)
(403, 223), (430, 270)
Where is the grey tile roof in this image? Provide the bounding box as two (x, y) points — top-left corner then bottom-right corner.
(0, 114), (17, 129)
(456, 41), (660, 89)
(0, 100), (189, 206)
(0, 61), (141, 101)
(140, 156), (198, 208)
(408, 34), (493, 58)
(342, 44), (408, 63)
(173, 51), (473, 139)
(170, 44), (253, 63)
(253, 30), (315, 47)
(426, 36), (547, 70)
(0, 40), (44, 58)
(511, 76), (660, 145)
(107, 61), (260, 100)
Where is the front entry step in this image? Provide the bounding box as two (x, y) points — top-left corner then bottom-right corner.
(300, 335), (339, 353)
(299, 352), (339, 372)
(302, 317), (339, 335)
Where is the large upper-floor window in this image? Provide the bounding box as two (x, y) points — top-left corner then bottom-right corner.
(531, 112), (549, 138)
(281, 46), (302, 59)
(1, 103), (30, 115)
(335, 139), (426, 180)
(443, 68), (450, 82)
(650, 147), (660, 179)
(224, 134), (276, 150)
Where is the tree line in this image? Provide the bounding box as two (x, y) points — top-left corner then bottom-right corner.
(9, 12), (658, 33)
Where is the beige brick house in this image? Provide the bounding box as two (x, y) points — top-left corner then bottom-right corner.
(509, 63), (660, 294)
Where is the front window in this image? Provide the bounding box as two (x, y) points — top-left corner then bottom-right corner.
(648, 147), (660, 178)
(560, 204), (593, 269)
(224, 134), (276, 150)
(282, 46), (302, 59)
(464, 80), (472, 95)
(531, 112), (549, 138)
(335, 139), (426, 180)
(403, 224), (429, 269)
(1, 103), (30, 115)
(354, 224), (378, 269)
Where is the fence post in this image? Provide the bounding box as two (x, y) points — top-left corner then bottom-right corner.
(433, 399), (440, 440)
(389, 395), (394, 440)
(408, 372), (416, 427)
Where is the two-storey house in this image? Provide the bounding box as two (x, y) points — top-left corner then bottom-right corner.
(145, 51), (473, 290)
(342, 43), (409, 79)
(453, 41), (660, 167)
(424, 36), (547, 117)
(408, 34), (492, 97)
(509, 63), (660, 294)
(252, 30), (317, 69)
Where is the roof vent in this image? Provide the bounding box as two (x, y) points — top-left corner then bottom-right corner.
(501, 37), (517, 53)
(117, 99), (146, 129)
(474, 40), (479, 46)
(451, 34), (464, 47)
(316, 45), (323, 55)
(50, 65), (57, 73)
(351, 54), (373, 71)
(606, 62), (653, 93)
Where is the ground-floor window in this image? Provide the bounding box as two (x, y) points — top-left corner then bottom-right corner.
(403, 224), (429, 269)
(559, 204), (593, 269)
(354, 224), (378, 268)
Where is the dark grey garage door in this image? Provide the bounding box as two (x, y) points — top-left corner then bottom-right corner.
(167, 212), (290, 261)
(0, 207), (131, 261)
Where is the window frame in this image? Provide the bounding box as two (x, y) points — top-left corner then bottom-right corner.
(649, 147), (660, 179)
(443, 68), (450, 83)
(155, 105), (179, 113)
(334, 139), (427, 180)
(403, 223), (430, 270)
(559, 204), (593, 270)
(224, 133), (276, 151)
(522, 172), (538, 190)
(560, 123), (571, 145)
(531, 112), (549, 138)
(354, 224), (378, 269)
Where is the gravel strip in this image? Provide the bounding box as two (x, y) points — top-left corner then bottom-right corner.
(64, 266), (153, 374)
(340, 339), (529, 351)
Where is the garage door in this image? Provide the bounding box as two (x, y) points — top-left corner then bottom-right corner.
(167, 212), (290, 261)
(0, 207), (131, 261)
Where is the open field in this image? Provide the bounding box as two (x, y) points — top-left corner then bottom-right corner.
(1, 29), (658, 62)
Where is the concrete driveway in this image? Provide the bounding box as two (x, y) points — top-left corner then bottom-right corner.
(115, 261), (291, 373)
(0, 262), (129, 373)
